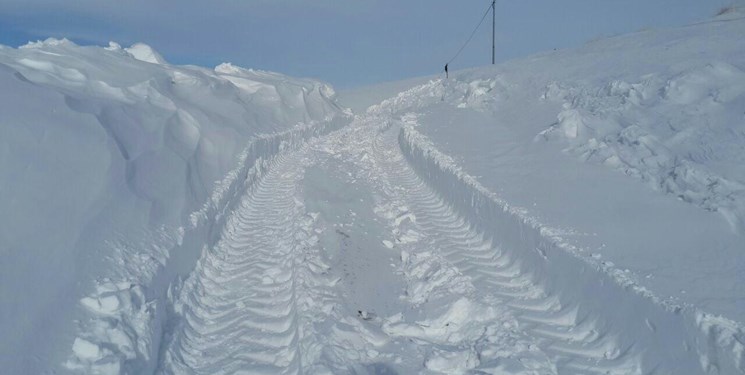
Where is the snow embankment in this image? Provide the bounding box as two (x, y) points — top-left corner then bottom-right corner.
(361, 12), (745, 374)
(0, 39), (349, 374)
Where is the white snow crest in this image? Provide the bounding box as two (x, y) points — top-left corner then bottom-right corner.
(19, 37), (74, 49)
(124, 43), (167, 64)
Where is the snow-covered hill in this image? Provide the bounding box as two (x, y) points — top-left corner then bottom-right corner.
(2, 8), (745, 375)
(0, 39), (349, 374)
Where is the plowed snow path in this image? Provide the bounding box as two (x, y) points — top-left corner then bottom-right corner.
(157, 117), (645, 374)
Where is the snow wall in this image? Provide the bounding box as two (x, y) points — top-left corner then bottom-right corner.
(0, 39), (350, 374)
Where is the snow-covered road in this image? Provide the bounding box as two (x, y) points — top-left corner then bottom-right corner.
(154, 112), (696, 374)
(3, 17), (745, 372)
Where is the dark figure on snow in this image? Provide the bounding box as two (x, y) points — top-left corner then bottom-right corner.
(445, 63), (449, 79)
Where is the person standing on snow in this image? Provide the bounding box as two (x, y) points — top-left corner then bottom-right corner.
(444, 63), (449, 79)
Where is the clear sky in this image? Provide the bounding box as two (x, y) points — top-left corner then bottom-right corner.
(0, 0), (735, 88)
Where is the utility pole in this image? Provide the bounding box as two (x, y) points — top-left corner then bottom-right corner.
(492, 0), (496, 64)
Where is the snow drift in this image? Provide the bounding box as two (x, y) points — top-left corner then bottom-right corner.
(0, 39), (349, 374)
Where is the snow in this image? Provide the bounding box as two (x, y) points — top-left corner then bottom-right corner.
(0, 39), (348, 374)
(362, 11), (745, 374)
(2, 9), (745, 375)
(376, 12), (745, 318)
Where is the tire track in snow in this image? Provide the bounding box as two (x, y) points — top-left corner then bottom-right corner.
(160, 149), (311, 375)
(367, 118), (644, 374)
(157, 113), (649, 374)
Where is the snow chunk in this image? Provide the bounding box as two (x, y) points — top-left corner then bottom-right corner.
(105, 41), (122, 51)
(215, 62), (248, 75)
(556, 108), (584, 139)
(71, 338), (102, 361)
(425, 348), (480, 374)
(80, 295), (120, 315)
(317, 83), (336, 100)
(125, 43), (167, 64)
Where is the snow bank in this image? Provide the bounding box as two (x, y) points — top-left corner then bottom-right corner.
(0, 39), (348, 374)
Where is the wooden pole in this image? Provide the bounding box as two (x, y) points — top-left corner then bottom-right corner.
(492, 0), (496, 64)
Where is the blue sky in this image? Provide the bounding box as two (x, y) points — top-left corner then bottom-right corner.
(0, 0), (734, 88)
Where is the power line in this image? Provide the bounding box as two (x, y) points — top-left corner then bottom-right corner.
(446, 1), (494, 66)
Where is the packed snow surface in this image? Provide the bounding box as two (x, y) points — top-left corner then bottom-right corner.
(2, 10), (745, 375)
